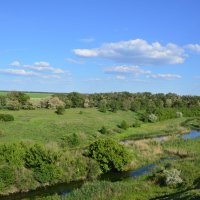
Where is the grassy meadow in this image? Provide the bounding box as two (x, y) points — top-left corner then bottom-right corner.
(0, 108), (138, 144)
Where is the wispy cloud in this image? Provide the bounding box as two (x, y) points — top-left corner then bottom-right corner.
(74, 39), (185, 65)
(80, 37), (95, 43)
(105, 65), (151, 75)
(0, 61), (69, 80)
(147, 73), (181, 80)
(0, 69), (38, 76)
(116, 75), (125, 80)
(185, 44), (200, 53)
(24, 61), (64, 74)
(65, 58), (84, 64)
(9, 61), (21, 67)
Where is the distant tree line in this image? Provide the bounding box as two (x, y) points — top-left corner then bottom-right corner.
(54, 92), (200, 110)
(1, 91), (200, 120)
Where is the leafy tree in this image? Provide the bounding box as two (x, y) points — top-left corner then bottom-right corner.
(7, 92), (30, 105)
(86, 139), (132, 172)
(98, 100), (107, 113)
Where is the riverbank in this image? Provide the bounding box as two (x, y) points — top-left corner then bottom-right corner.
(2, 127), (200, 200)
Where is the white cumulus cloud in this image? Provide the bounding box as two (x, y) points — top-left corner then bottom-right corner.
(73, 39), (185, 65)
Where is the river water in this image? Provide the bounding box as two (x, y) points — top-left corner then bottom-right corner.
(1, 130), (200, 200)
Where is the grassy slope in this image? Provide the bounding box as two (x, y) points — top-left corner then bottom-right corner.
(0, 108), (138, 143)
(112, 117), (189, 140)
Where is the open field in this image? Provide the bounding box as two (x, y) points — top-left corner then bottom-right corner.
(0, 91), (53, 99)
(0, 108), (190, 145)
(0, 108), (138, 144)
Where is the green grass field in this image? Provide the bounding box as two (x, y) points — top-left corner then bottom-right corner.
(113, 117), (189, 141)
(0, 108), (189, 145)
(0, 91), (52, 99)
(0, 108), (138, 144)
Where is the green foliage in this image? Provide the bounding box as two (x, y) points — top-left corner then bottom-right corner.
(6, 100), (21, 110)
(7, 92), (30, 105)
(132, 120), (141, 128)
(0, 114), (14, 121)
(33, 164), (61, 183)
(55, 106), (65, 115)
(86, 139), (132, 172)
(0, 166), (15, 190)
(119, 120), (129, 130)
(99, 126), (109, 134)
(0, 143), (25, 167)
(25, 144), (60, 168)
(98, 101), (107, 113)
(60, 133), (80, 148)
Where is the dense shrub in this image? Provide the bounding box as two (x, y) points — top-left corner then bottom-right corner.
(119, 120), (129, 130)
(151, 167), (183, 187)
(0, 143), (25, 166)
(6, 100), (21, 110)
(0, 114), (14, 121)
(99, 126), (109, 134)
(86, 139), (132, 172)
(0, 166), (15, 191)
(33, 164), (62, 183)
(25, 144), (61, 168)
(55, 106), (65, 115)
(60, 133), (80, 148)
(163, 169), (183, 186)
(98, 101), (107, 113)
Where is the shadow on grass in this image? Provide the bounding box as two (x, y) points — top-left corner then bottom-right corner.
(150, 188), (200, 200)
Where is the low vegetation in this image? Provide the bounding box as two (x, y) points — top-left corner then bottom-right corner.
(0, 91), (199, 199)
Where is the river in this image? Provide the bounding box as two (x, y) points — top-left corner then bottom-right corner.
(1, 130), (200, 200)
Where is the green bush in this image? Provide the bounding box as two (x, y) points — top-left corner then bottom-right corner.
(99, 126), (109, 134)
(0, 143), (25, 166)
(34, 164), (62, 183)
(119, 120), (129, 130)
(60, 133), (80, 148)
(0, 166), (15, 191)
(86, 139), (132, 172)
(0, 114), (14, 121)
(25, 144), (61, 168)
(55, 106), (65, 115)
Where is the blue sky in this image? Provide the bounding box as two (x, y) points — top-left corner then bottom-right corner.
(0, 0), (200, 94)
